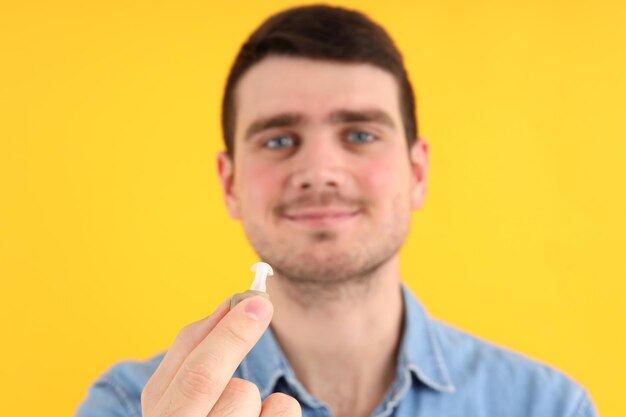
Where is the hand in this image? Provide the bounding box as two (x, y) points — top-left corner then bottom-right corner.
(141, 296), (301, 417)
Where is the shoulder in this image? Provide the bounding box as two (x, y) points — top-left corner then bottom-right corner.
(75, 351), (166, 417)
(428, 319), (596, 416)
(75, 350), (253, 417)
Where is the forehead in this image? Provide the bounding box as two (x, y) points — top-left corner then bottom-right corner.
(233, 56), (402, 141)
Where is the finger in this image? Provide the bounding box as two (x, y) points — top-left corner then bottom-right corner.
(206, 378), (261, 417)
(260, 393), (302, 417)
(155, 295), (273, 417)
(142, 298), (230, 410)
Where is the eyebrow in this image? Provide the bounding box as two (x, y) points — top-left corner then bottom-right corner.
(244, 108), (396, 141)
(245, 113), (304, 141)
(326, 109), (396, 130)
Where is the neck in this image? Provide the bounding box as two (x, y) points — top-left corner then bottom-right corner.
(267, 256), (404, 417)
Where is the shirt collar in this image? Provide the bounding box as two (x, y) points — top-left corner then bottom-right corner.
(239, 283), (455, 404)
(399, 284), (456, 393)
(239, 323), (323, 406)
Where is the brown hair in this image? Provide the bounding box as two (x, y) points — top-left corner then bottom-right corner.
(221, 4), (418, 157)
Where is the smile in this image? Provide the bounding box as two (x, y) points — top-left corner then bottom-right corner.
(281, 209), (362, 228)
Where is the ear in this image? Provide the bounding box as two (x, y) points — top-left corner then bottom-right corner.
(409, 138), (430, 210)
(217, 151), (241, 219)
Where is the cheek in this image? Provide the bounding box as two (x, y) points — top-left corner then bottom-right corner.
(236, 163), (282, 215)
(360, 154), (412, 219)
(363, 156), (409, 197)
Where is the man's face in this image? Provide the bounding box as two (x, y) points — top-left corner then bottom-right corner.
(218, 56), (428, 285)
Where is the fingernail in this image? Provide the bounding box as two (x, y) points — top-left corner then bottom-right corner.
(244, 297), (271, 321)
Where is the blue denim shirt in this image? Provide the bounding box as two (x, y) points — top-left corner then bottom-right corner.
(75, 285), (597, 417)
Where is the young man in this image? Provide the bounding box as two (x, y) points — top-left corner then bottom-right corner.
(75, 5), (596, 417)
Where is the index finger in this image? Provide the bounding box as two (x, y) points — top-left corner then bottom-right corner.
(155, 296), (273, 417)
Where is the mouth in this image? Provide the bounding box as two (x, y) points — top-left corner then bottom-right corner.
(281, 208), (362, 229)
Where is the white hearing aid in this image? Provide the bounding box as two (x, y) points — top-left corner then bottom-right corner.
(230, 262), (273, 309)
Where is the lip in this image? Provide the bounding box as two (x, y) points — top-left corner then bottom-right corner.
(281, 208), (362, 228)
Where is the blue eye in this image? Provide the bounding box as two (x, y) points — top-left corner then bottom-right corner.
(265, 135), (295, 149)
(347, 131), (376, 144)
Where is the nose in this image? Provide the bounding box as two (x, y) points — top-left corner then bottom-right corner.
(290, 166), (345, 191)
(287, 137), (348, 193)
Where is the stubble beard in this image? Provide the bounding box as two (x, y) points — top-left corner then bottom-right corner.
(242, 204), (410, 305)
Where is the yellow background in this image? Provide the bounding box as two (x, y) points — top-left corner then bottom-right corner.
(1, 0), (624, 415)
